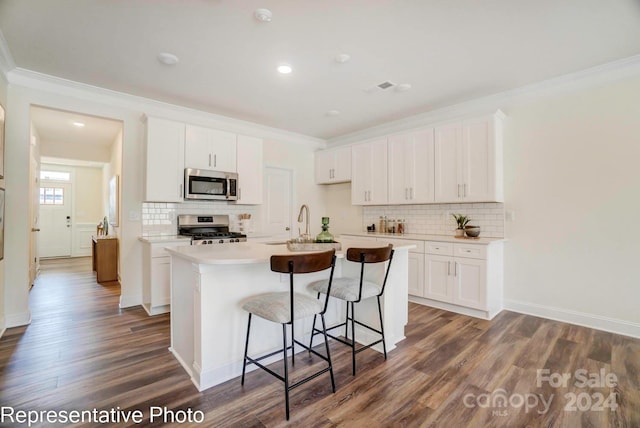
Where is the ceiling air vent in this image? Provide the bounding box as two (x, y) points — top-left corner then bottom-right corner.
(363, 81), (396, 94)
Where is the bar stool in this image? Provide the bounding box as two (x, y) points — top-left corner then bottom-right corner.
(309, 244), (394, 376)
(241, 249), (337, 421)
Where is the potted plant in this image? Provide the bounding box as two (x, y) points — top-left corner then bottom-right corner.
(451, 213), (470, 237)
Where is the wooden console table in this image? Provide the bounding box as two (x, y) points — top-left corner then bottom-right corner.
(92, 236), (118, 283)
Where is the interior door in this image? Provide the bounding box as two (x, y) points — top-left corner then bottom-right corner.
(29, 137), (40, 285)
(38, 181), (72, 258)
(262, 167), (292, 239)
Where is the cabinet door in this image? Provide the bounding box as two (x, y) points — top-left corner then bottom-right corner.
(452, 257), (486, 310)
(407, 252), (425, 297)
(351, 143), (373, 204)
(369, 139), (388, 204)
(387, 133), (410, 204)
(332, 146), (352, 182)
(424, 254), (453, 303)
(410, 129), (435, 203)
(185, 124), (213, 170)
(236, 135), (263, 204)
(434, 123), (461, 203)
(145, 117), (185, 202)
(209, 128), (237, 172)
(314, 150), (334, 184)
(151, 257), (171, 307)
(462, 117), (493, 202)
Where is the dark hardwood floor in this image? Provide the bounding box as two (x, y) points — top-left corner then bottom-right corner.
(1, 257), (638, 427)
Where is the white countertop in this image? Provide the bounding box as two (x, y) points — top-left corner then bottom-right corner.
(166, 240), (415, 265)
(339, 231), (506, 245)
(138, 235), (192, 244)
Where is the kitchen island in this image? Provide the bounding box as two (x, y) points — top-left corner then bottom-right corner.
(166, 239), (413, 391)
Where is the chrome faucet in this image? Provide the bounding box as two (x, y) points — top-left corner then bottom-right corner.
(297, 204), (310, 238)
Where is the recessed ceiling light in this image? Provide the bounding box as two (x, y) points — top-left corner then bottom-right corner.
(157, 52), (179, 66)
(326, 110), (341, 117)
(254, 8), (273, 22)
(396, 83), (412, 92)
(72, 122), (85, 127)
(335, 53), (351, 63)
(277, 64), (292, 74)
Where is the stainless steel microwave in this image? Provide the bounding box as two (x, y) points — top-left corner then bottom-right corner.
(184, 168), (238, 201)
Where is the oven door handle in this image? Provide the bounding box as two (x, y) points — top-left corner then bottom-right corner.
(226, 178), (231, 200)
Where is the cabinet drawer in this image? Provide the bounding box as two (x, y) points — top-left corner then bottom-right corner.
(454, 244), (487, 260)
(425, 241), (454, 256)
(378, 238), (424, 254)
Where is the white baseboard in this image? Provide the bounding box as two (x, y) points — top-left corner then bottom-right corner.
(409, 295), (500, 320)
(0, 315), (5, 338)
(5, 311), (31, 328)
(142, 303), (170, 316)
(504, 299), (640, 339)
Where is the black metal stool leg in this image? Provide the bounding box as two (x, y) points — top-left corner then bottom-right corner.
(320, 314), (336, 392)
(351, 301), (356, 376)
(309, 313), (318, 353)
(241, 313), (252, 385)
(377, 296), (387, 360)
(291, 321), (295, 367)
(344, 302), (350, 338)
(283, 323), (290, 420)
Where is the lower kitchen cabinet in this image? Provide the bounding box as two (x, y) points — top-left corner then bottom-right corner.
(340, 233), (503, 319)
(141, 239), (190, 316)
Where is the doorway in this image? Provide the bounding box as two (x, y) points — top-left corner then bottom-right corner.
(38, 179), (72, 258)
(262, 167), (293, 240)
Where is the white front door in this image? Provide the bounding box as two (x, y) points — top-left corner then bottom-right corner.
(262, 167), (292, 239)
(38, 181), (72, 258)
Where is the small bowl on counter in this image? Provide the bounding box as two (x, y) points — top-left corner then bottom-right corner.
(464, 226), (481, 238)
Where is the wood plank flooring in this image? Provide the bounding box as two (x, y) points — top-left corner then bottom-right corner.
(1, 257), (639, 427)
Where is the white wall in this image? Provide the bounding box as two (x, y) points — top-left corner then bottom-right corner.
(102, 129), (122, 276)
(41, 140), (111, 163)
(325, 71), (640, 336)
(325, 182), (362, 234)
(502, 75), (640, 332)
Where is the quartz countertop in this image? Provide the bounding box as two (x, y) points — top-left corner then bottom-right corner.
(166, 240), (415, 265)
(338, 231), (507, 245)
(138, 235), (192, 244)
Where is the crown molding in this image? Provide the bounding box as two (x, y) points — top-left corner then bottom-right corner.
(328, 54), (640, 146)
(6, 67), (326, 149)
(0, 29), (16, 84)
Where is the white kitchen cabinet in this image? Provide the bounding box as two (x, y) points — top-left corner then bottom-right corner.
(351, 139), (388, 205)
(424, 254), (454, 302)
(143, 116), (185, 202)
(185, 124), (237, 172)
(141, 239), (190, 316)
(235, 135), (263, 204)
(434, 111), (504, 203)
(315, 146), (352, 184)
(388, 129), (435, 204)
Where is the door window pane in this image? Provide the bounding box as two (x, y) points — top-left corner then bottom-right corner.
(40, 187), (64, 205)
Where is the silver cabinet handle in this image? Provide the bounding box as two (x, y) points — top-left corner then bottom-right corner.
(179, 183), (183, 198)
(410, 187), (413, 200)
(454, 261), (458, 276)
(458, 184), (461, 197)
(447, 261), (451, 275)
(214, 154), (217, 168)
(364, 191), (367, 202)
(238, 188), (242, 200)
(208, 154), (212, 167)
(464, 183), (467, 197)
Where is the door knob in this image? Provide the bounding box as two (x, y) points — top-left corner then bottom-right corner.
(32, 228), (40, 232)
(285, 227), (290, 231)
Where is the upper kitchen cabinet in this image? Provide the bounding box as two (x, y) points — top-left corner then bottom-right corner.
(351, 139), (388, 205)
(315, 146), (351, 184)
(434, 111), (504, 203)
(185, 124), (237, 172)
(388, 129), (435, 204)
(143, 116), (185, 202)
(235, 135), (263, 204)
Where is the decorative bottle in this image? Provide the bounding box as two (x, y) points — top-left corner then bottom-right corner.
(316, 217), (334, 243)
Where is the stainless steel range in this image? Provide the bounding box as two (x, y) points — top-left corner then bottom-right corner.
(177, 214), (247, 245)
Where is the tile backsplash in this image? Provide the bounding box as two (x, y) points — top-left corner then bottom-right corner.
(141, 201), (260, 237)
(363, 203), (504, 238)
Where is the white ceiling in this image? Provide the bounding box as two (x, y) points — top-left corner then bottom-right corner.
(31, 106), (122, 148)
(2, 1), (640, 140)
